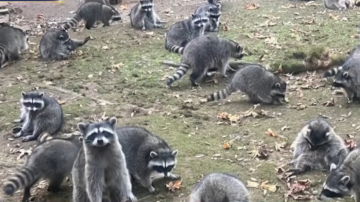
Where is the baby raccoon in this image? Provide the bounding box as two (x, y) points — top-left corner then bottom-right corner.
(194, 3), (221, 32)
(287, 117), (348, 176)
(62, 2), (121, 30)
(325, 0), (352, 10)
(0, 24), (29, 68)
(318, 145), (360, 201)
(13, 91), (63, 142)
(72, 118), (137, 202)
(3, 134), (82, 202)
(40, 28), (90, 61)
(207, 64), (287, 104)
(116, 126), (179, 194)
(130, 0), (165, 30)
(166, 35), (244, 87)
(189, 173), (250, 202)
(165, 13), (208, 54)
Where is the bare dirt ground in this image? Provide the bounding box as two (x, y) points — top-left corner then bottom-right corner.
(1, 0), (360, 202)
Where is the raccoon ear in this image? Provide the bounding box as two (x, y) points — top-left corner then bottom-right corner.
(21, 91), (26, 97)
(325, 132), (331, 137)
(39, 92), (44, 98)
(275, 83), (281, 89)
(108, 117), (117, 127)
(78, 136), (84, 142)
(340, 175), (351, 185)
(330, 163), (337, 172)
(305, 128), (311, 136)
(236, 44), (242, 52)
(343, 71), (349, 78)
(171, 150), (178, 156)
(77, 123), (88, 134)
(191, 13), (196, 18)
(150, 151), (158, 158)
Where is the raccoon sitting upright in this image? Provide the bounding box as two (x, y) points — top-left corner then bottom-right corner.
(194, 3), (221, 32)
(116, 126), (179, 194)
(130, 0), (165, 30)
(318, 143), (360, 201)
(207, 64), (286, 104)
(0, 25), (29, 68)
(166, 35), (244, 87)
(189, 173), (250, 202)
(13, 91), (63, 142)
(72, 118), (137, 202)
(3, 133), (82, 202)
(287, 117), (348, 176)
(40, 28), (90, 61)
(165, 13), (208, 54)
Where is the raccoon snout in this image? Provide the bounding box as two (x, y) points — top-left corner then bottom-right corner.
(97, 139), (104, 145)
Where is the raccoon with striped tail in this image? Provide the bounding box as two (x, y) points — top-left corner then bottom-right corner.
(116, 126), (179, 194)
(194, 3), (221, 32)
(129, 0), (165, 30)
(0, 24), (29, 68)
(189, 173), (250, 202)
(12, 91), (63, 142)
(206, 64), (287, 104)
(61, 2), (121, 31)
(165, 13), (208, 54)
(3, 133), (82, 202)
(166, 35), (244, 87)
(72, 118), (137, 202)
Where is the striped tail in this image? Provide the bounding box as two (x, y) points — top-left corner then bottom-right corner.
(62, 15), (82, 30)
(37, 132), (53, 144)
(0, 45), (6, 68)
(166, 63), (190, 86)
(165, 43), (184, 54)
(207, 85), (234, 102)
(323, 66), (342, 77)
(3, 166), (41, 195)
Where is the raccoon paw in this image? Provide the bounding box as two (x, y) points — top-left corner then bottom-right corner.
(148, 186), (158, 194)
(22, 135), (36, 142)
(13, 130), (23, 138)
(127, 193), (138, 201)
(12, 126), (22, 134)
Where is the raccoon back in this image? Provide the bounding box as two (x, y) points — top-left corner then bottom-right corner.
(0, 26), (28, 53)
(165, 18), (198, 49)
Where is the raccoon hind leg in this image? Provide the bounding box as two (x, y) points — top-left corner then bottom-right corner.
(134, 173), (157, 194)
(47, 175), (66, 192)
(85, 19), (96, 30)
(190, 68), (207, 87)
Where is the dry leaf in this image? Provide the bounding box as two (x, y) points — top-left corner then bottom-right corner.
(102, 46), (109, 50)
(166, 180), (182, 192)
(344, 139), (357, 151)
(247, 180), (259, 188)
(281, 125), (290, 131)
(58, 100), (66, 105)
(322, 98), (335, 107)
(275, 141), (287, 151)
(222, 23), (229, 31)
(183, 99), (193, 104)
(17, 149), (32, 159)
(223, 142), (231, 150)
(261, 181), (277, 192)
(265, 128), (279, 138)
(245, 3), (259, 10)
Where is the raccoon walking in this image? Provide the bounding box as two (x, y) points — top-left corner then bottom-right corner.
(3, 134), (82, 202)
(318, 143), (360, 201)
(13, 91), (63, 142)
(62, 2), (121, 30)
(324, 0), (351, 10)
(40, 28), (90, 61)
(207, 64), (286, 104)
(116, 126), (179, 194)
(0, 24), (29, 68)
(287, 118), (348, 176)
(189, 173), (250, 202)
(130, 0), (165, 30)
(72, 118), (137, 202)
(166, 35), (244, 87)
(194, 3), (221, 32)
(165, 14), (208, 54)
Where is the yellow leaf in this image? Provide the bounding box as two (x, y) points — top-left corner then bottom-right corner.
(261, 181), (277, 192)
(223, 142), (231, 150)
(166, 180), (182, 192)
(247, 180), (259, 188)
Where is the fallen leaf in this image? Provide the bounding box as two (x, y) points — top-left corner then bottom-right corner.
(344, 139), (357, 151)
(17, 149), (32, 159)
(166, 180), (182, 192)
(223, 142), (231, 150)
(58, 100), (66, 105)
(275, 141), (288, 151)
(102, 46), (109, 50)
(261, 181), (277, 192)
(88, 74), (93, 78)
(247, 180), (259, 188)
(222, 23), (229, 31)
(183, 99), (193, 104)
(245, 3), (259, 10)
(265, 128), (279, 138)
(281, 125), (290, 131)
(322, 98), (335, 107)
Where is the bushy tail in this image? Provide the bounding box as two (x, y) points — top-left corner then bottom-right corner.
(207, 85), (234, 102)
(3, 166), (41, 195)
(62, 15), (82, 30)
(323, 66), (341, 77)
(37, 132), (53, 144)
(0, 45), (6, 68)
(166, 63), (190, 86)
(165, 43), (184, 54)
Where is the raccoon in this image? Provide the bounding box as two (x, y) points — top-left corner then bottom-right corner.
(194, 3), (221, 32)
(318, 145), (360, 201)
(287, 117), (348, 176)
(37, 131), (82, 145)
(72, 118), (137, 202)
(129, 0), (165, 30)
(62, 2), (121, 30)
(3, 134), (82, 202)
(208, 0), (222, 8)
(13, 91), (63, 142)
(189, 173), (250, 202)
(166, 35), (244, 87)
(116, 126), (179, 194)
(206, 64), (286, 104)
(165, 14), (208, 54)
(0, 25), (29, 68)
(325, 0), (351, 10)
(40, 28), (90, 61)
(84, 0), (122, 5)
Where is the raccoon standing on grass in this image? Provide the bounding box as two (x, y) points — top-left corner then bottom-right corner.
(165, 13), (209, 54)
(206, 64), (287, 104)
(0, 24), (29, 68)
(40, 28), (90, 61)
(3, 134), (82, 202)
(116, 126), (179, 194)
(318, 143), (360, 201)
(189, 173), (250, 202)
(287, 118), (348, 176)
(130, 0), (165, 30)
(194, 3), (221, 32)
(324, 0), (352, 10)
(166, 35), (244, 87)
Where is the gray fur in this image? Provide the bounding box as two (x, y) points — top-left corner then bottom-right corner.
(207, 64), (286, 104)
(165, 14), (208, 54)
(62, 2), (121, 30)
(194, 4), (221, 32)
(208, 0), (222, 9)
(318, 146), (360, 201)
(40, 28), (90, 61)
(13, 91), (63, 142)
(288, 117), (348, 176)
(324, 0), (351, 10)
(84, 0), (122, 5)
(166, 35), (244, 87)
(116, 126), (179, 194)
(72, 118), (137, 202)
(189, 173), (250, 202)
(0, 25), (29, 68)
(3, 135), (82, 202)
(129, 0), (164, 30)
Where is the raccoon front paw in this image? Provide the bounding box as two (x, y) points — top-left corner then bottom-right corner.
(13, 130), (23, 138)
(22, 135), (36, 142)
(148, 186), (158, 194)
(127, 193), (138, 201)
(12, 126), (22, 134)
